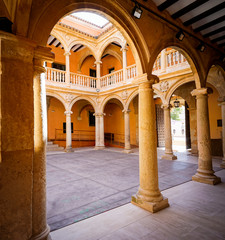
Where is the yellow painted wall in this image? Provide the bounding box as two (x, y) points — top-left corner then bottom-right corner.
(207, 84), (222, 139)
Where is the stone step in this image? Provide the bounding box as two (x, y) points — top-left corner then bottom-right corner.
(46, 141), (64, 152)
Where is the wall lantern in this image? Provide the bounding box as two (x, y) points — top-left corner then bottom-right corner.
(96, 88), (100, 92)
(197, 43), (206, 52)
(174, 99), (180, 108)
(176, 31), (185, 41)
(132, 3), (143, 19)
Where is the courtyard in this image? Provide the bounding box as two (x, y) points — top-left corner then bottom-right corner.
(47, 147), (222, 232)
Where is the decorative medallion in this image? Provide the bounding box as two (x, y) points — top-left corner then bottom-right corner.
(160, 81), (169, 92)
(121, 91), (128, 100)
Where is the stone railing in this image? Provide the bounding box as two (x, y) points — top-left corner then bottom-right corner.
(127, 64), (137, 81)
(70, 72), (97, 89)
(100, 69), (123, 88)
(153, 49), (190, 75)
(46, 67), (66, 83)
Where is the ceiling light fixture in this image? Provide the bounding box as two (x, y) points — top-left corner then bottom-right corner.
(197, 43), (206, 52)
(176, 31), (185, 41)
(174, 99), (180, 108)
(132, 2), (143, 19)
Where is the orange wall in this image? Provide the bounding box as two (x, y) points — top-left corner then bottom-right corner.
(127, 46), (135, 66)
(101, 55), (122, 76)
(47, 97), (66, 140)
(80, 55), (96, 76)
(207, 84), (222, 139)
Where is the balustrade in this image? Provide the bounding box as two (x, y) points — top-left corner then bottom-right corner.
(100, 69), (123, 88)
(46, 67), (65, 82)
(70, 72), (97, 88)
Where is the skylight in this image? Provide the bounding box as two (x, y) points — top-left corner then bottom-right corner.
(72, 12), (109, 28)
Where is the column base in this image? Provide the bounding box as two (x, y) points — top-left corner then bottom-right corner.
(31, 225), (50, 240)
(161, 153), (177, 160)
(192, 173), (221, 185)
(131, 194), (169, 213)
(123, 149), (133, 153)
(95, 146), (105, 150)
(65, 147), (73, 153)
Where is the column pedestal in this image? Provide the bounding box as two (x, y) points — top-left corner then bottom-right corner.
(161, 104), (177, 160)
(131, 74), (169, 213)
(191, 88), (221, 185)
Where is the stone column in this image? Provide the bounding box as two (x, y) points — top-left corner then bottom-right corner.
(131, 74), (169, 213)
(123, 109), (133, 153)
(191, 88), (221, 185)
(64, 51), (71, 85)
(94, 113), (105, 149)
(189, 107), (198, 154)
(64, 111), (73, 152)
(219, 100), (225, 168)
(32, 46), (54, 240)
(161, 104), (177, 160)
(32, 57), (50, 240)
(95, 60), (102, 89)
(121, 46), (128, 82)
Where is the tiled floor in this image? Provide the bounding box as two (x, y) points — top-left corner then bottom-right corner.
(46, 147), (222, 231)
(50, 169), (225, 240)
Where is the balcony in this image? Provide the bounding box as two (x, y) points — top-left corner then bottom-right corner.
(45, 64), (137, 92)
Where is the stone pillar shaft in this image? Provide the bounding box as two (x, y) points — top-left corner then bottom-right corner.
(123, 109), (132, 153)
(95, 61), (102, 89)
(95, 113), (105, 149)
(64, 51), (71, 85)
(191, 88), (221, 185)
(131, 74), (169, 213)
(189, 108), (198, 154)
(121, 46), (128, 82)
(161, 104), (177, 160)
(64, 111), (73, 152)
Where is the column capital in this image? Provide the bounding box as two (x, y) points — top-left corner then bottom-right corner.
(64, 51), (71, 56)
(64, 111), (73, 116)
(122, 109), (131, 114)
(94, 112), (105, 117)
(94, 60), (102, 65)
(133, 73), (159, 86)
(191, 88), (208, 97)
(33, 59), (46, 75)
(161, 104), (171, 110)
(120, 46), (128, 52)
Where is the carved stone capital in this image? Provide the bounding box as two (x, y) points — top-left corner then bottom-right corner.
(64, 111), (73, 116)
(161, 104), (171, 110)
(191, 88), (208, 97)
(122, 109), (131, 114)
(94, 112), (105, 117)
(64, 51), (71, 56)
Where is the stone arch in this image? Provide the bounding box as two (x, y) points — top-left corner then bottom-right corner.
(149, 41), (204, 89)
(126, 89), (139, 110)
(68, 40), (97, 59)
(98, 36), (125, 60)
(77, 49), (93, 72)
(165, 76), (195, 103)
(153, 88), (167, 105)
(46, 91), (67, 110)
(28, 1), (148, 75)
(68, 96), (96, 112)
(103, 49), (122, 66)
(51, 29), (69, 52)
(100, 94), (125, 113)
(206, 64), (225, 98)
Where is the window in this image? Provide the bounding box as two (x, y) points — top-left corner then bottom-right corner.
(89, 111), (95, 126)
(52, 62), (66, 71)
(109, 67), (115, 74)
(63, 122), (74, 133)
(90, 69), (96, 77)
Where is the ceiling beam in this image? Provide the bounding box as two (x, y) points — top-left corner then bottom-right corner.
(184, 2), (225, 26)
(48, 38), (56, 46)
(203, 26), (225, 38)
(158, 0), (179, 12)
(172, 0), (209, 19)
(211, 35), (225, 44)
(194, 15), (225, 32)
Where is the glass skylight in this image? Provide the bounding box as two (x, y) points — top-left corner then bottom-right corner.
(72, 12), (109, 28)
